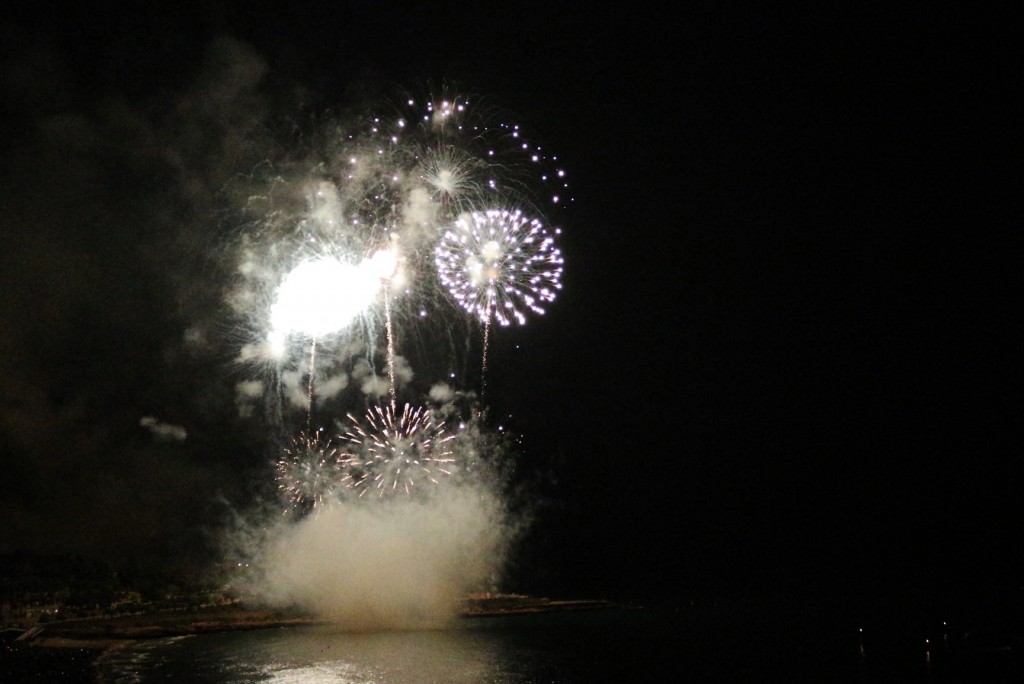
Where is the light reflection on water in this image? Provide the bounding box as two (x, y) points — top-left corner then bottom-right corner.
(95, 606), (1011, 683)
(95, 610), (646, 684)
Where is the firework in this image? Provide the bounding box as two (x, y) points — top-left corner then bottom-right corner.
(332, 85), (573, 254)
(276, 430), (353, 512)
(269, 249), (398, 342)
(434, 208), (563, 327)
(227, 84), (571, 430)
(340, 403), (456, 497)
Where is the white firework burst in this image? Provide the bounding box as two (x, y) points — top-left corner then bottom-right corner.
(276, 430), (353, 512)
(340, 403), (456, 497)
(435, 208), (563, 326)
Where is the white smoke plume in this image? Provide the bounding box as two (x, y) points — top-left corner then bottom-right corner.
(314, 372), (349, 403)
(251, 483), (510, 630)
(429, 382), (455, 403)
(139, 416), (188, 442)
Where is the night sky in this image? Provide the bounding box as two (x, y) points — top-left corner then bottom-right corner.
(1, 3), (1018, 615)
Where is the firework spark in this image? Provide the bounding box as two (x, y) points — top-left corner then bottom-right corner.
(276, 430), (353, 513)
(434, 208), (563, 327)
(335, 86), (573, 253)
(340, 403), (456, 497)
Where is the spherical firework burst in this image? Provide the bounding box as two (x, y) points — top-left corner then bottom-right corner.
(435, 208), (563, 326)
(276, 430), (352, 512)
(340, 403), (456, 497)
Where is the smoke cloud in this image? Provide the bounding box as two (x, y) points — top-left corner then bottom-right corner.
(250, 483), (511, 630)
(139, 416), (188, 442)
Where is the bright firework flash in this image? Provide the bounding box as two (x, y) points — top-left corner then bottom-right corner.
(273, 247), (399, 424)
(268, 251), (398, 343)
(340, 402), (457, 498)
(229, 233), (402, 427)
(276, 429), (353, 515)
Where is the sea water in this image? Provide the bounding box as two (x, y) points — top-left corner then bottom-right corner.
(94, 606), (1019, 683)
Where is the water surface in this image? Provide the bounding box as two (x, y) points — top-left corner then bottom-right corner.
(95, 606), (1019, 682)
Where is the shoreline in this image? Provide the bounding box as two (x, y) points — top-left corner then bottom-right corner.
(10, 595), (623, 652)
(2, 596), (621, 683)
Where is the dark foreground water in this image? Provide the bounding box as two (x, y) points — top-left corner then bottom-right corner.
(93, 606), (1022, 683)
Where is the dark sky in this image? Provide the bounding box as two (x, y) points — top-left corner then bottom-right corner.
(1, 3), (1018, 610)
